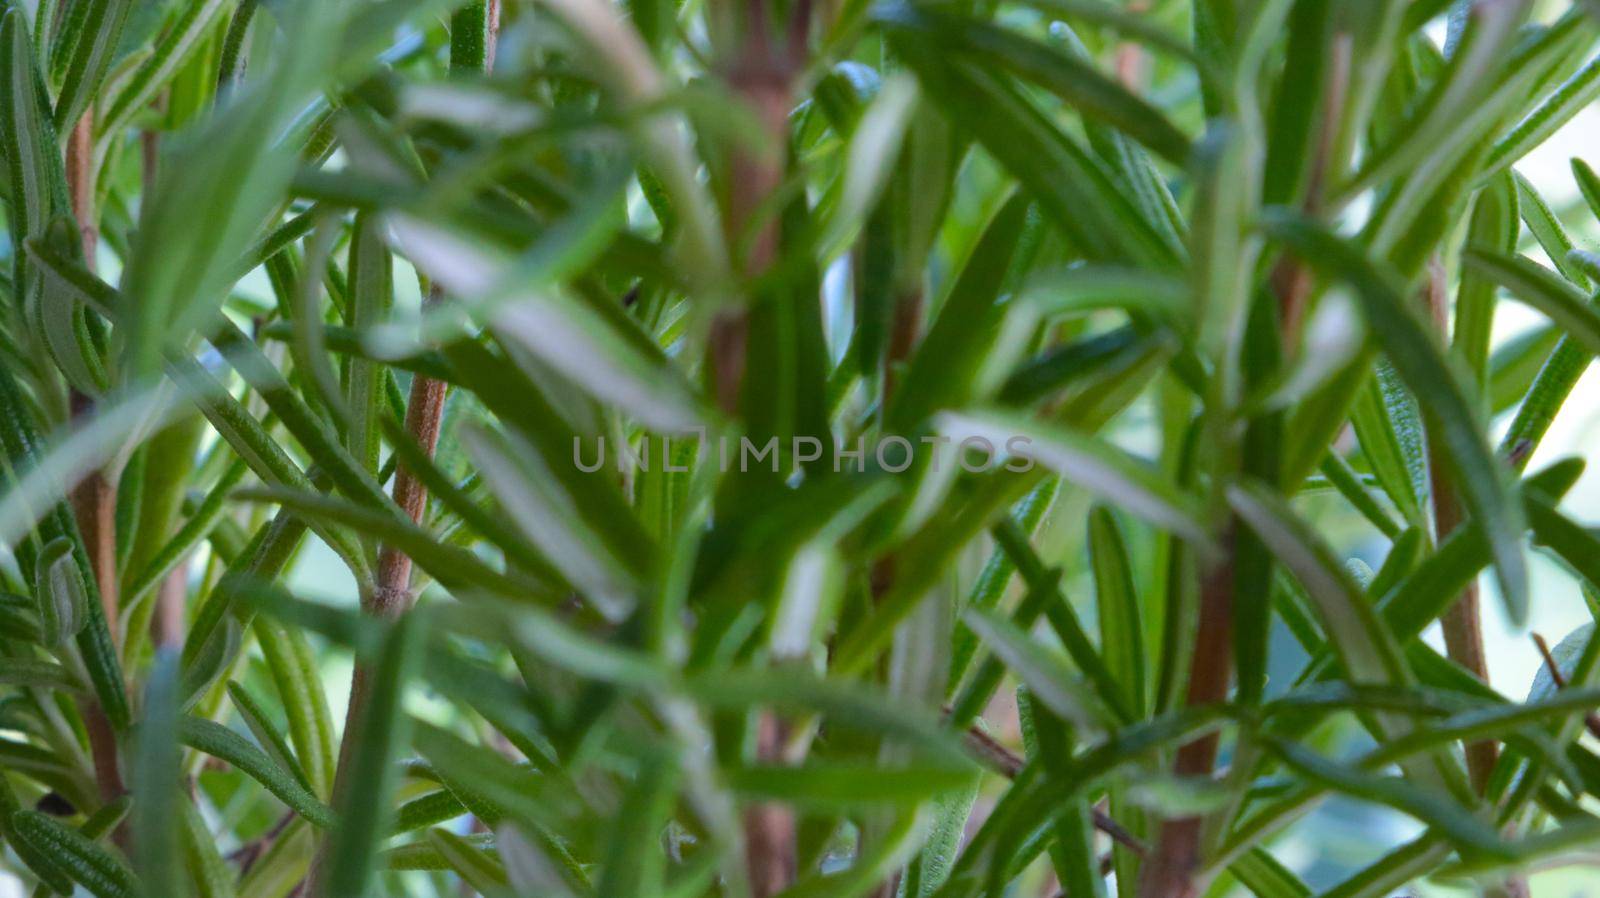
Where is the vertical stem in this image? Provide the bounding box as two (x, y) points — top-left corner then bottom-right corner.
(719, 1), (806, 890)
(370, 333), (451, 618)
(881, 287), (922, 403)
(743, 713), (797, 896)
(313, 296), (450, 896)
(65, 109), (125, 806)
(66, 114), (116, 639)
(1422, 257), (1497, 793)
(1140, 530), (1233, 898)
(311, 8), (496, 895)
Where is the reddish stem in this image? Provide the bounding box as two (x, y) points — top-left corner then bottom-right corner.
(1422, 256), (1497, 793)
(65, 110), (126, 807)
(1140, 530), (1235, 898)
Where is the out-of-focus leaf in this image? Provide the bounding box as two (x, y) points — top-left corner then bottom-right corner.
(387, 204), (707, 433)
(119, 0), (345, 381)
(425, 828), (509, 895)
(939, 409), (1212, 551)
(1464, 250), (1600, 360)
(133, 653), (183, 898)
(1230, 847), (1312, 898)
(962, 606), (1113, 731)
(1090, 506), (1146, 717)
(877, 3), (1191, 164)
(1265, 210), (1528, 623)
(889, 192), (1037, 431)
(180, 795), (236, 898)
(236, 485), (545, 600)
(724, 763), (974, 810)
(886, 30), (1176, 268)
(1263, 737), (1505, 857)
(1228, 480), (1407, 687)
(1341, 0), (1531, 195)
(595, 748), (678, 898)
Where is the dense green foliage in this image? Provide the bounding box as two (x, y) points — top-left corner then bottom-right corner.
(5, 0), (1600, 895)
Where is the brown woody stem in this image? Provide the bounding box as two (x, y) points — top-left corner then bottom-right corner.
(310, 286), (452, 897)
(1422, 257), (1497, 793)
(65, 110), (125, 806)
(721, 1), (804, 891)
(1140, 530), (1235, 898)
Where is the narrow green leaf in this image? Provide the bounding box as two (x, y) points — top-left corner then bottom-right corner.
(50, 0), (134, 129)
(33, 537), (88, 648)
(1463, 250), (1600, 360)
(323, 613), (424, 897)
(344, 212), (392, 476)
(596, 748), (679, 898)
(1317, 453), (1403, 539)
(877, 3), (1191, 164)
(1453, 175), (1519, 394)
(2, 9), (72, 337)
(948, 478), (1058, 697)
(0, 360), (129, 729)
(0, 657), (80, 691)
(1021, 267), (1190, 328)
(132, 653), (183, 898)
(0, 778), (74, 894)
(390, 790), (468, 835)
(886, 31), (1176, 268)
(460, 425), (637, 619)
(1341, 0), (1531, 195)
(1267, 737), (1505, 856)
(97, 0), (231, 139)
(1483, 51), (1600, 177)
(236, 484), (546, 601)
(227, 680), (314, 794)
(388, 207), (706, 433)
(1231, 848), (1311, 898)
(1089, 506), (1145, 717)
(1348, 365), (1426, 528)
(12, 811), (137, 898)
(120, 0), (345, 380)
(425, 828), (509, 895)
(253, 616), (336, 798)
(176, 716), (335, 829)
(180, 796), (236, 898)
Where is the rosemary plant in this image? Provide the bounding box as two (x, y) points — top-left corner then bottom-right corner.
(4, 0), (1600, 896)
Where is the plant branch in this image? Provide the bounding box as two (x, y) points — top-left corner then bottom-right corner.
(64, 107), (125, 808)
(1422, 255), (1497, 794)
(1140, 529), (1234, 898)
(718, 0), (808, 892)
(312, 7), (496, 894)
